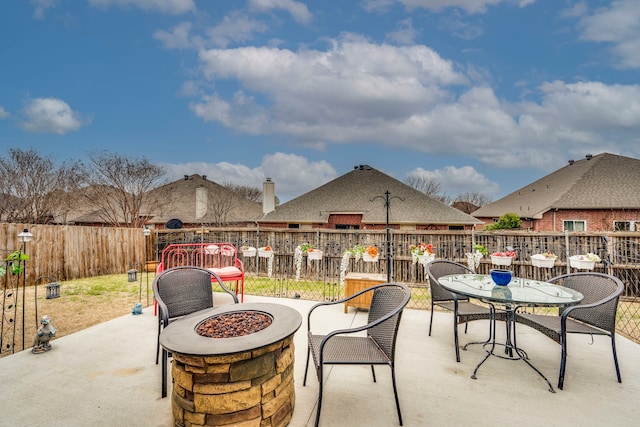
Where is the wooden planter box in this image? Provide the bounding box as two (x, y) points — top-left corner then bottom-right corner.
(344, 273), (387, 313)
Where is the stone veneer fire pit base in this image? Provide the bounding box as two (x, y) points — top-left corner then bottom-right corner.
(160, 303), (302, 427)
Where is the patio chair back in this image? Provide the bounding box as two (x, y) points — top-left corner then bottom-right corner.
(426, 260), (494, 362)
(427, 260), (472, 302)
(516, 272), (624, 389)
(556, 273), (622, 334)
(367, 284), (409, 360)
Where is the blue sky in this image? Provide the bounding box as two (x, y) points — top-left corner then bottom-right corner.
(1, 0), (639, 202)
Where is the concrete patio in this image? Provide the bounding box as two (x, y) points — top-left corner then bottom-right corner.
(0, 294), (638, 426)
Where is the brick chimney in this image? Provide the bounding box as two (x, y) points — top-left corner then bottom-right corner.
(263, 178), (275, 214)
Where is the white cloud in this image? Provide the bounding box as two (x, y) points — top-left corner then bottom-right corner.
(577, 0), (640, 68)
(206, 11), (269, 48)
(19, 97), (88, 134)
(154, 22), (196, 49)
(31, 0), (56, 19)
(386, 19), (419, 45)
(159, 153), (337, 202)
(0, 106), (9, 119)
(89, 0), (195, 15)
(438, 15), (484, 40)
(193, 35), (467, 138)
(188, 31), (640, 176)
(364, 0), (534, 14)
(406, 165), (500, 198)
(248, 0), (313, 24)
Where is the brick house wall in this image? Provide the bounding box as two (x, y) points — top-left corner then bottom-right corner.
(479, 209), (640, 232)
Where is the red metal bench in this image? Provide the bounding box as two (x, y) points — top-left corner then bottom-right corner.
(156, 243), (245, 304)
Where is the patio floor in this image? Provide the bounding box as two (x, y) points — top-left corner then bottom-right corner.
(1, 294), (639, 426)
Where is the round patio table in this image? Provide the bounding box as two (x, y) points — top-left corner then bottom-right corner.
(438, 273), (584, 392)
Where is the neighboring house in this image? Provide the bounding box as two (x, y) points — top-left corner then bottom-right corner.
(472, 153), (640, 232)
(257, 164), (481, 230)
(145, 174), (263, 229)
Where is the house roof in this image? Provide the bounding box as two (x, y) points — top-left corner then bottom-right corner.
(259, 165), (481, 225)
(145, 174), (262, 225)
(472, 153), (640, 219)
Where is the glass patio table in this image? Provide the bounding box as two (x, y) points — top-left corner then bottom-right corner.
(438, 273), (584, 392)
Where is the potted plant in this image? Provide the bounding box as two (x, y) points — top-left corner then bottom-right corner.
(362, 245), (379, 262)
(258, 245), (274, 277)
(410, 243), (435, 274)
(0, 250), (29, 276)
(569, 253), (601, 270)
(241, 245), (257, 257)
(339, 244), (379, 286)
(490, 250), (516, 266)
(294, 243), (323, 281)
(258, 245), (273, 258)
(300, 243), (323, 260)
(466, 244), (487, 271)
(531, 252), (557, 268)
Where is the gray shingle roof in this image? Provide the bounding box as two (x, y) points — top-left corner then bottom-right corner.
(472, 153), (640, 219)
(146, 174), (262, 224)
(260, 165), (480, 225)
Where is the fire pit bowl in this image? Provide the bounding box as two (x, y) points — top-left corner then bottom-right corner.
(160, 302), (302, 427)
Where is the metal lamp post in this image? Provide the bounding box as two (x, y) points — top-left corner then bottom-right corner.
(370, 191), (404, 282)
(143, 227), (151, 305)
(17, 228), (33, 350)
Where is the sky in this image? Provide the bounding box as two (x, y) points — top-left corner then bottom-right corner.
(1, 0), (639, 203)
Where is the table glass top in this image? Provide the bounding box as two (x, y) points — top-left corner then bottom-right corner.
(438, 274), (584, 306)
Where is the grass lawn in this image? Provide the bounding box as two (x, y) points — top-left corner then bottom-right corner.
(1, 273), (156, 357)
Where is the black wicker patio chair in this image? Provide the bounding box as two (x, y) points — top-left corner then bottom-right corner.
(426, 260), (496, 362)
(153, 266), (239, 398)
(303, 282), (411, 427)
(515, 272), (624, 390)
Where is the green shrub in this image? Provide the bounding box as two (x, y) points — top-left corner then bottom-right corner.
(485, 212), (521, 230)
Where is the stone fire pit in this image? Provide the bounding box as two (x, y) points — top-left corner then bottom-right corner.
(160, 303), (302, 427)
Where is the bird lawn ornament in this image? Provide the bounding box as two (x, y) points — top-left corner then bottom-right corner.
(32, 315), (57, 354)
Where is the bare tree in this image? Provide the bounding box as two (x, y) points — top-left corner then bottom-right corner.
(81, 151), (166, 228)
(405, 175), (442, 197)
(454, 192), (492, 207)
(0, 148), (82, 223)
(206, 190), (235, 227)
(222, 182), (263, 202)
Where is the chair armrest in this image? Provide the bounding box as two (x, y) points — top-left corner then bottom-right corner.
(235, 257), (244, 272)
(317, 302), (406, 357)
(210, 270), (239, 304)
(154, 292), (170, 327)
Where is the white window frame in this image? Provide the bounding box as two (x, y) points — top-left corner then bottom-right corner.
(613, 221), (638, 231)
(563, 220), (587, 232)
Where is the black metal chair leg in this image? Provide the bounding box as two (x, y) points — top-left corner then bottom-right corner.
(611, 335), (622, 383)
(315, 365), (324, 427)
(390, 364), (403, 426)
(161, 348), (168, 398)
(303, 346), (311, 386)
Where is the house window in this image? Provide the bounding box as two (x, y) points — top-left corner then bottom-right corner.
(614, 221), (638, 231)
(335, 224), (360, 230)
(288, 224), (300, 229)
(563, 220), (586, 232)
(448, 225), (464, 231)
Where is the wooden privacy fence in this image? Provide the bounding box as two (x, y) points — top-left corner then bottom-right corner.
(0, 223), (146, 285)
(1, 223), (639, 342)
(3, 223), (640, 297)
